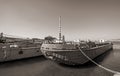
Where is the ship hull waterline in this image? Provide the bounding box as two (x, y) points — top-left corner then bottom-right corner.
(0, 44), (42, 62)
(41, 44), (113, 65)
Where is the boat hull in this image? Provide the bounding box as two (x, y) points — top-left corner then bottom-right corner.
(41, 43), (113, 65)
(0, 43), (42, 62)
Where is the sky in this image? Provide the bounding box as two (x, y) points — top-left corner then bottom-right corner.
(0, 0), (120, 40)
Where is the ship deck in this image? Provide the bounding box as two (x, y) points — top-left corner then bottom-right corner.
(0, 43), (120, 76)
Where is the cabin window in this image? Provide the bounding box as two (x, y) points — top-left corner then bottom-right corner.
(46, 48), (49, 49)
(19, 51), (23, 55)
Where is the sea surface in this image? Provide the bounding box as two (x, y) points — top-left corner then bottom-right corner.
(0, 43), (120, 76)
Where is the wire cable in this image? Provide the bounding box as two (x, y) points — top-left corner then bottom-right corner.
(77, 46), (120, 76)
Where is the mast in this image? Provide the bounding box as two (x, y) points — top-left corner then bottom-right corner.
(59, 16), (62, 41)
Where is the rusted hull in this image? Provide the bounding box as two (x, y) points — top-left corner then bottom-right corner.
(0, 44), (42, 62)
(41, 44), (113, 65)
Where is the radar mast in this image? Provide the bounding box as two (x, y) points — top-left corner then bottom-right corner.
(59, 16), (62, 41)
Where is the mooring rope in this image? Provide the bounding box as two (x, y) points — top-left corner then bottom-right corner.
(77, 46), (120, 76)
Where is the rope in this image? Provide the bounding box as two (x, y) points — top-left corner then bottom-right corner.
(77, 46), (120, 76)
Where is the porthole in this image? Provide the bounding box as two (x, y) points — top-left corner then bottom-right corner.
(37, 50), (39, 52)
(19, 51), (23, 55)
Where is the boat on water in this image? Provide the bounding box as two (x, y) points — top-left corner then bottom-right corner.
(41, 40), (113, 65)
(41, 16), (113, 65)
(0, 33), (43, 62)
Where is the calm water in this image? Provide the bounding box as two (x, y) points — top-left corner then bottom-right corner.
(0, 43), (120, 76)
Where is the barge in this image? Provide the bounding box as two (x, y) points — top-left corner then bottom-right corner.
(0, 33), (43, 62)
(41, 40), (113, 65)
(41, 16), (113, 65)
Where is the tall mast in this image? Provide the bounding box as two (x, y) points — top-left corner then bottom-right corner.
(59, 16), (62, 41)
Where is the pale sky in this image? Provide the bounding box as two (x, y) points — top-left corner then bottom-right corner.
(0, 0), (120, 40)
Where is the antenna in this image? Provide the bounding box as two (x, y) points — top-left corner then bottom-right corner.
(59, 16), (62, 41)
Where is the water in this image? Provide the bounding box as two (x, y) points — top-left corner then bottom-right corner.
(0, 43), (120, 76)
